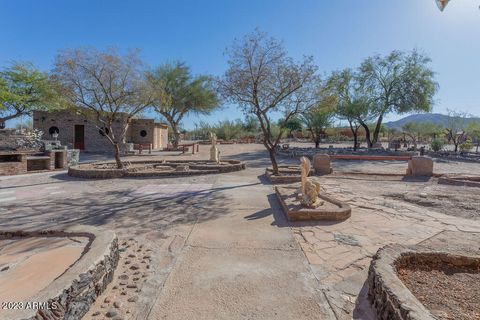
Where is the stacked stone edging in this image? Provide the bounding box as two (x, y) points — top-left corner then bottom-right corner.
(438, 175), (480, 188)
(368, 244), (480, 320)
(0, 226), (118, 320)
(68, 160), (245, 179)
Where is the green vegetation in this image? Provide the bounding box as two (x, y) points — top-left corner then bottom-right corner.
(0, 62), (61, 128)
(430, 139), (444, 152)
(147, 62), (219, 147)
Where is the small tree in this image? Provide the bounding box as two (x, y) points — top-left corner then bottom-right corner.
(147, 62), (219, 147)
(53, 48), (153, 169)
(329, 69), (371, 150)
(402, 122), (424, 151)
(356, 50), (438, 147)
(281, 116), (303, 138)
(0, 62), (60, 128)
(444, 110), (468, 153)
(301, 107), (334, 148)
(466, 121), (480, 153)
(219, 30), (320, 174)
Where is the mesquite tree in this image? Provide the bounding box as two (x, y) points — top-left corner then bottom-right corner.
(147, 62), (219, 148)
(357, 50), (438, 147)
(0, 63), (60, 128)
(53, 48), (154, 168)
(329, 69), (372, 150)
(219, 30), (319, 174)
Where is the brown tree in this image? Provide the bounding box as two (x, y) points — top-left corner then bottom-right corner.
(219, 30), (319, 174)
(53, 48), (154, 168)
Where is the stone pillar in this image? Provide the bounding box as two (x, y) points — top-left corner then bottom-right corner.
(313, 154), (332, 175)
(407, 156), (433, 177)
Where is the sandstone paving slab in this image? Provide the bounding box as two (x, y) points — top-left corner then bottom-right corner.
(146, 246), (335, 320)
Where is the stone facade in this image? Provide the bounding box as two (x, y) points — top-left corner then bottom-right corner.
(313, 154), (332, 175)
(406, 156), (434, 177)
(33, 110), (168, 152)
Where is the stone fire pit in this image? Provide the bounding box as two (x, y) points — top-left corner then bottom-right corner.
(0, 226), (118, 320)
(68, 159), (245, 179)
(368, 243), (480, 320)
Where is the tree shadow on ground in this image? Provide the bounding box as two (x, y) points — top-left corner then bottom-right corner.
(0, 185), (233, 237)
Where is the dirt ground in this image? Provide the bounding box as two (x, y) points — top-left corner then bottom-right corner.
(398, 264), (480, 320)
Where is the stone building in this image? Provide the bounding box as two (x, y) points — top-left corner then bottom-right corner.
(33, 110), (169, 152)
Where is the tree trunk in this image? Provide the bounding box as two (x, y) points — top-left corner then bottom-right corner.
(360, 122), (373, 148)
(371, 114), (383, 145)
(353, 132), (358, 151)
(114, 143), (124, 169)
(171, 123), (181, 148)
(315, 139), (320, 148)
(267, 147), (279, 175)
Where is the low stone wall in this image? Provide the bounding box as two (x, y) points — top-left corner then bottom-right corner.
(0, 226), (118, 320)
(68, 160), (246, 179)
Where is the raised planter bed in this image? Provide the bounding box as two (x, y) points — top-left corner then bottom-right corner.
(368, 244), (480, 320)
(275, 185), (351, 221)
(68, 159), (246, 179)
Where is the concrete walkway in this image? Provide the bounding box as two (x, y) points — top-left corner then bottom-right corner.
(142, 172), (336, 319)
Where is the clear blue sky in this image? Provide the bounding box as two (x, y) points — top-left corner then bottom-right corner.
(1, 0), (479, 129)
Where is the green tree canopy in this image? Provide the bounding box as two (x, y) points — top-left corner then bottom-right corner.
(0, 62), (60, 127)
(147, 62), (219, 147)
(357, 50), (438, 146)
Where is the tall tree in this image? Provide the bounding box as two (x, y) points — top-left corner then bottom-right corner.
(357, 50), (438, 147)
(0, 62), (60, 128)
(219, 29), (319, 174)
(329, 69), (372, 150)
(147, 62), (219, 148)
(53, 48), (154, 169)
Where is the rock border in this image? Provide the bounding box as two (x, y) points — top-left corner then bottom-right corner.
(367, 244), (480, 320)
(0, 226), (118, 320)
(438, 175), (480, 188)
(265, 166), (313, 184)
(275, 186), (351, 221)
(68, 160), (246, 179)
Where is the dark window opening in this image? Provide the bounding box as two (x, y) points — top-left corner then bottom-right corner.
(140, 130), (147, 137)
(49, 126), (60, 135)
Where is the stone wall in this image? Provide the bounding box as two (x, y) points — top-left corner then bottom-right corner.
(33, 111), (169, 152)
(0, 153), (27, 175)
(0, 226), (119, 320)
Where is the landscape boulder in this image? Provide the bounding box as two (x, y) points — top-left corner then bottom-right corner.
(407, 156), (434, 177)
(313, 154), (332, 175)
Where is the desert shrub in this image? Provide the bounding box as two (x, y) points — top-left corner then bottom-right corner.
(459, 140), (473, 153)
(430, 139), (444, 152)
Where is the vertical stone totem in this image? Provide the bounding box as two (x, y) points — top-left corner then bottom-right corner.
(209, 132), (220, 163)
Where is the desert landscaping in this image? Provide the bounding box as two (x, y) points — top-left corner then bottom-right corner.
(1, 1), (480, 320)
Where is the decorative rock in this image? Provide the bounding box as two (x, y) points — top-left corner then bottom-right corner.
(127, 297), (138, 302)
(92, 311), (101, 316)
(106, 308), (118, 318)
(127, 283), (138, 289)
(312, 154), (332, 175)
(104, 297), (112, 303)
(118, 274), (129, 280)
(113, 301), (122, 308)
(130, 264), (140, 270)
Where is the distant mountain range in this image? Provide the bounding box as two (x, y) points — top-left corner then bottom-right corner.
(384, 113), (480, 129)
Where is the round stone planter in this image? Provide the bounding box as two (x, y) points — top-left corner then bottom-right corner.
(68, 160), (246, 179)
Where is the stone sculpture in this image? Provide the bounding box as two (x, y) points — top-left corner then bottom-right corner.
(298, 157), (323, 208)
(210, 132), (220, 163)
